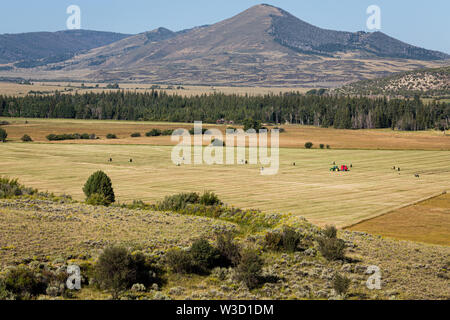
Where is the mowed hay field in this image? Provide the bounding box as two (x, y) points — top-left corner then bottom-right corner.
(1, 117), (449, 150)
(0, 142), (449, 228)
(348, 193), (450, 245)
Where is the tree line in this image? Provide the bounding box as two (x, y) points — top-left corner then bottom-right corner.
(0, 91), (448, 131)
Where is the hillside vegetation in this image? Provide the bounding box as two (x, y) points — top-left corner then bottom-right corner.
(0, 180), (448, 300)
(338, 66), (450, 98)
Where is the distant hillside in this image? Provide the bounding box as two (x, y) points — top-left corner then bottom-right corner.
(269, 8), (449, 60)
(337, 66), (450, 97)
(0, 4), (449, 86)
(0, 30), (131, 66)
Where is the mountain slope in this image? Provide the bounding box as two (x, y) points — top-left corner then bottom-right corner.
(1, 4), (449, 86)
(269, 8), (448, 60)
(0, 30), (132, 65)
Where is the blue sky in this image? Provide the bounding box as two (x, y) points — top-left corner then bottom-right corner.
(1, 0), (449, 53)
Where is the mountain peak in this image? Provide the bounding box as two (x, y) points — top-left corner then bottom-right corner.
(1, 4), (448, 86)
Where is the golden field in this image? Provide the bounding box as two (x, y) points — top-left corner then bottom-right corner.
(348, 192), (450, 245)
(1, 117), (449, 150)
(0, 141), (449, 229)
(0, 81), (312, 97)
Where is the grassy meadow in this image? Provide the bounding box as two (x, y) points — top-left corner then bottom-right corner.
(0, 142), (449, 228)
(1, 117), (449, 150)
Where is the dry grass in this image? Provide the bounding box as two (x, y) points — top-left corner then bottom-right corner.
(1, 117), (449, 150)
(347, 192), (450, 245)
(0, 142), (449, 228)
(0, 81), (312, 98)
(0, 199), (234, 266)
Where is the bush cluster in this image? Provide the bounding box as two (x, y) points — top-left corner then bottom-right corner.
(304, 142), (313, 149)
(46, 133), (96, 141)
(0, 265), (73, 300)
(166, 234), (241, 274)
(188, 128), (209, 135)
(263, 226), (303, 253)
(94, 247), (164, 299)
(235, 249), (264, 289)
(172, 237), (261, 289)
(1, 267), (44, 300)
(0, 177), (37, 199)
(165, 235), (264, 289)
(146, 129), (162, 137)
(317, 225), (346, 261)
(156, 191), (221, 211)
(106, 133), (117, 139)
(146, 128), (175, 136)
(21, 134), (33, 142)
(130, 132), (141, 137)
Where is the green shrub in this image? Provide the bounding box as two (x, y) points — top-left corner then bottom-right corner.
(165, 248), (195, 274)
(0, 177), (36, 199)
(130, 132), (141, 138)
(216, 233), (241, 267)
(199, 191), (222, 206)
(0, 128), (7, 142)
(317, 237), (346, 261)
(157, 192), (200, 211)
(263, 231), (283, 251)
(305, 142), (313, 149)
(46, 133), (92, 141)
(106, 133), (117, 139)
(145, 129), (162, 137)
(21, 134), (33, 142)
(129, 252), (164, 288)
(320, 144), (325, 149)
(326, 145), (331, 149)
(263, 227), (302, 253)
(281, 226), (302, 253)
(243, 119), (262, 132)
(86, 193), (110, 206)
(83, 171), (115, 205)
(333, 273), (351, 297)
(3, 266), (44, 300)
(190, 239), (220, 274)
(323, 225), (338, 239)
(0, 279), (15, 300)
(94, 247), (131, 299)
(94, 247), (162, 299)
(235, 249), (264, 289)
(161, 129), (174, 136)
